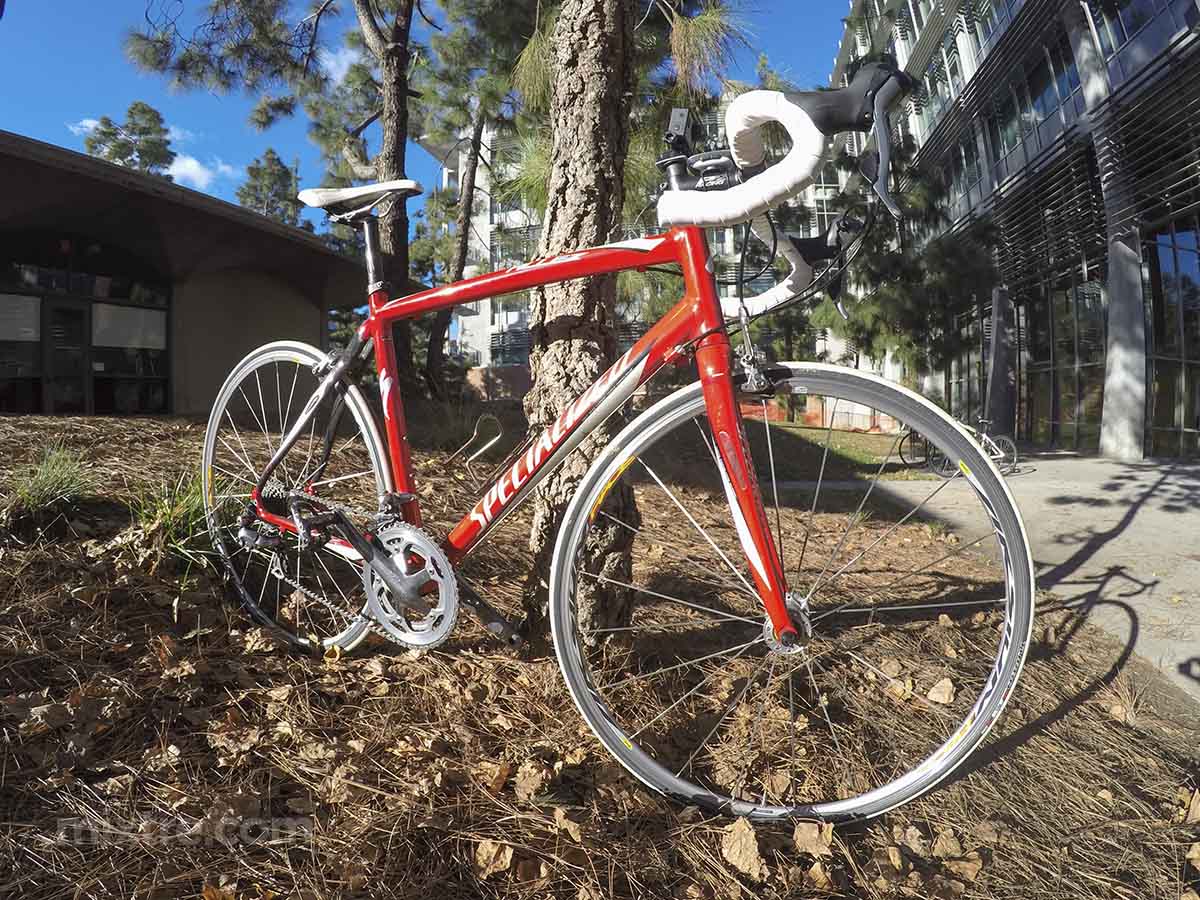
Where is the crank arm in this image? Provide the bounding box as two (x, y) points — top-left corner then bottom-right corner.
(458, 578), (523, 649)
(326, 511), (430, 616)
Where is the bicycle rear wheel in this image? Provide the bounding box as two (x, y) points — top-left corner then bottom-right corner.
(991, 434), (1018, 474)
(550, 363), (1034, 822)
(202, 341), (390, 652)
(898, 429), (927, 467)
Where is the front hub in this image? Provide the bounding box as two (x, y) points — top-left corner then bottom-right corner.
(763, 593), (813, 654)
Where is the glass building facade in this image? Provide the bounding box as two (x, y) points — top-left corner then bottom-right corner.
(832, 0), (1200, 456)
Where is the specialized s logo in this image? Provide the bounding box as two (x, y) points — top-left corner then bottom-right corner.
(468, 347), (647, 530)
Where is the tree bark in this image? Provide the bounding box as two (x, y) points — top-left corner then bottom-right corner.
(522, 0), (639, 637)
(426, 109), (488, 397)
(374, 3), (417, 382)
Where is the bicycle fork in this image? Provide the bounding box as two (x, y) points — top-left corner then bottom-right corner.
(694, 335), (799, 645)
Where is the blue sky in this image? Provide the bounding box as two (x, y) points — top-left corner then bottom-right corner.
(0, 2), (848, 228)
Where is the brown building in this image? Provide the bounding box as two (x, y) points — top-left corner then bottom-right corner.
(0, 130), (367, 417)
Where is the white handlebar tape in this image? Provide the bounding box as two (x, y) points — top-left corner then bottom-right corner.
(657, 91), (826, 228)
(719, 215), (815, 320)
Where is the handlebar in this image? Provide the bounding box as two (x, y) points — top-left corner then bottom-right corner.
(656, 62), (914, 230)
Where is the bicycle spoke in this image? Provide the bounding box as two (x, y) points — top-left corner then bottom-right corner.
(754, 655), (779, 804)
(802, 653), (843, 757)
(677, 652), (770, 777)
(310, 469), (375, 488)
(606, 637), (764, 693)
(600, 511), (756, 597)
(813, 595), (1004, 620)
(815, 479), (952, 589)
(812, 532), (992, 623)
(843, 650), (956, 721)
(583, 571), (758, 625)
(629, 640), (758, 739)
(638, 457), (757, 598)
(797, 398), (839, 576)
(804, 429), (905, 603)
(217, 433), (258, 479)
(212, 464), (257, 488)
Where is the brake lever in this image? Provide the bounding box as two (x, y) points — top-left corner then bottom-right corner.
(870, 77), (906, 221)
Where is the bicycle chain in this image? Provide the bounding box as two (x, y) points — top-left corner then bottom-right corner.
(258, 478), (407, 647)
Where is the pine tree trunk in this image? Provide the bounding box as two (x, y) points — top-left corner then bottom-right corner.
(377, 5), (416, 382)
(522, 0), (639, 637)
(426, 110), (487, 397)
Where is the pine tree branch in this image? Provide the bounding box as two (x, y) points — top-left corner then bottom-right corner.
(302, 0), (339, 77)
(351, 0), (388, 59)
(414, 0), (442, 32)
(342, 108), (381, 179)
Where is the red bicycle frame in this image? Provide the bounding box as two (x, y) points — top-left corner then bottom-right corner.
(265, 224), (796, 641)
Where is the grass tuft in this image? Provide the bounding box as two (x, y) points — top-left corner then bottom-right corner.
(128, 473), (212, 573)
(2, 442), (96, 526)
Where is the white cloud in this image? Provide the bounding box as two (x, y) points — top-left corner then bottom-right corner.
(168, 155), (215, 190)
(67, 118), (100, 137)
(167, 124), (198, 143)
(319, 46), (360, 84)
(167, 155), (242, 191)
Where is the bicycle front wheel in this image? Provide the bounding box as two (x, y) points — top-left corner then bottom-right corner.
(550, 363), (1034, 822)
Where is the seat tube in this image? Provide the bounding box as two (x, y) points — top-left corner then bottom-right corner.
(366, 279), (422, 526)
(682, 232), (795, 641)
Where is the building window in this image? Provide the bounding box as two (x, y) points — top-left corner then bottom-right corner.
(1145, 214), (1200, 454)
(0, 234), (171, 415)
(1089, 0), (1158, 57)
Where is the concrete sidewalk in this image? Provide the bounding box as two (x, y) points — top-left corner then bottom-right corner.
(882, 454), (1200, 701)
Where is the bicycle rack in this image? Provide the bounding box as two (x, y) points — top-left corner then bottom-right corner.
(447, 414), (504, 489)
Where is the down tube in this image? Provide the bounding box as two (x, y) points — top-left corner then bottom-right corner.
(442, 300), (705, 560)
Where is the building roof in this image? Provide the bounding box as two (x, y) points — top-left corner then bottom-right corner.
(0, 129), (424, 302)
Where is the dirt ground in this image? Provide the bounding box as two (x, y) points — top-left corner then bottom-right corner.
(1, 415), (1198, 900)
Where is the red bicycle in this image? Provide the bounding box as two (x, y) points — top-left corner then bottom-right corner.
(203, 62), (1033, 821)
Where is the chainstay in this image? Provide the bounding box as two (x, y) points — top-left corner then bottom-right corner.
(266, 551), (397, 646)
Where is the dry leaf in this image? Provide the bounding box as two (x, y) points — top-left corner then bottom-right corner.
(937, 613), (955, 627)
(887, 846), (904, 872)
(1186, 842), (1200, 869)
(1182, 890), (1200, 900)
(554, 806), (583, 842)
(881, 658), (903, 678)
(945, 852), (983, 882)
(885, 676), (914, 701)
(1186, 789), (1200, 825)
(793, 821), (834, 857)
(473, 840), (513, 879)
(477, 760), (512, 794)
(804, 860), (834, 891)
(514, 760), (551, 801)
(927, 678), (956, 705)
(201, 886), (235, 900)
(1095, 789), (1114, 803)
(932, 830), (963, 859)
(515, 857), (548, 884)
(972, 821), (1002, 846)
(721, 817), (766, 882)
(895, 824), (928, 857)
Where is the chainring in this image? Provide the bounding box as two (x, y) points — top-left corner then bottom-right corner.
(362, 522), (459, 648)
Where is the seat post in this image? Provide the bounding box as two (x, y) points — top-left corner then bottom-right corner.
(361, 216), (387, 295)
